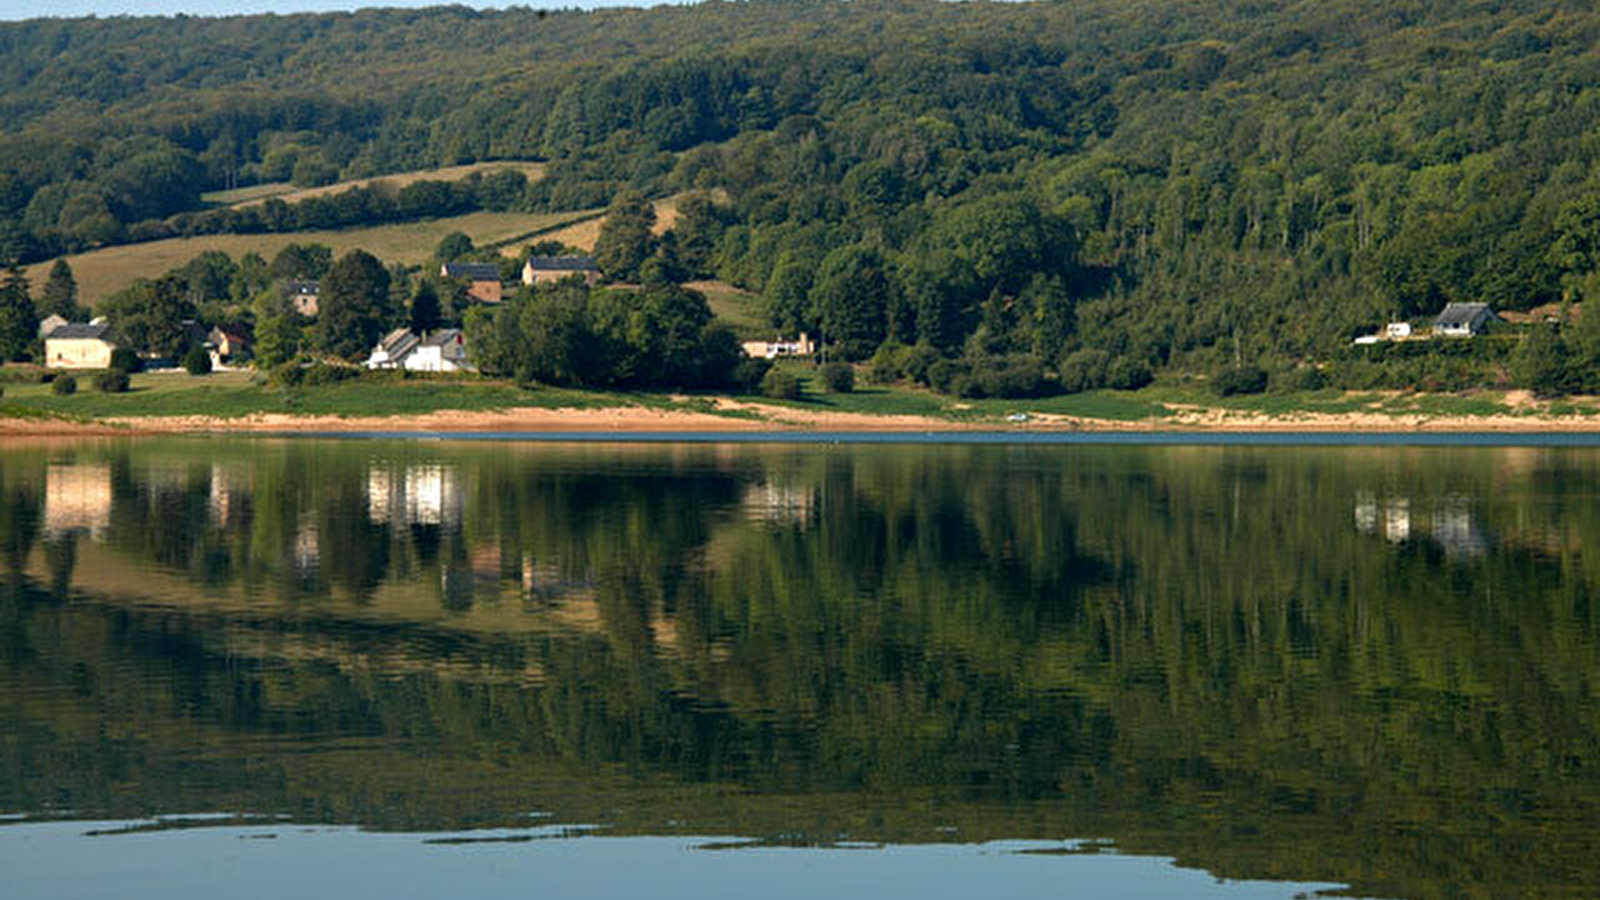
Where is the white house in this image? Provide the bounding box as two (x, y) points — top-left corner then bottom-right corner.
(1433, 303), (1497, 338)
(406, 329), (470, 372)
(741, 333), (816, 359)
(364, 328), (470, 372)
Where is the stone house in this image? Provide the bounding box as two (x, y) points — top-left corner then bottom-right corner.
(441, 262), (504, 304)
(44, 322), (116, 369)
(522, 255), (600, 287)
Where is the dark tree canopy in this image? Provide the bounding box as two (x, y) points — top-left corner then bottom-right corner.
(315, 250), (393, 360)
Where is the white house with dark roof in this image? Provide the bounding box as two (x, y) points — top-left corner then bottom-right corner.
(1433, 302), (1497, 338)
(44, 321), (116, 369)
(522, 255), (600, 286)
(365, 328), (470, 373)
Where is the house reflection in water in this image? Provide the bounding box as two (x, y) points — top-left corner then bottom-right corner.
(368, 464), (462, 527)
(44, 462), (112, 539)
(1354, 491), (1486, 558)
(742, 480), (816, 525)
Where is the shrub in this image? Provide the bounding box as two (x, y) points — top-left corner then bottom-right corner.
(109, 347), (143, 373)
(1057, 349), (1110, 394)
(51, 374), (77, 396)
(760, 368), (801, 400)
(269, 362), (306, 388)
(926, 358), (967, 394)
(819, 362), (855, 393)
(1273, 365), (1327, 392)
(903, 343), (942, 385)
(303, 362), (359, 386)
(182, 344), (212, 375)
(732, 358), (772, 393)
(1213, 365), (1269, 396)
(868, 341), (910, 384)
(93, 370), (130, 393)
(1105, 357), (1155, 391)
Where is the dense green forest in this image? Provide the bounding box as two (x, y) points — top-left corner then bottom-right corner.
(4, 0), (1600, 383)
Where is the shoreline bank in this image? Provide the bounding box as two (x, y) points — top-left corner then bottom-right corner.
(11, 401), (1600, 437)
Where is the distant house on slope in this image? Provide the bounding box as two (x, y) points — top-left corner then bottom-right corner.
(1433, 303), (1497, 338)
(207, 325), (252, 367)
(45, 321), (116, 369)
(283, 279), (320, 317)
(365, 328), (471, 373)
(441, 262), (504, 304)
(522, 255), (600, 287)
(741, 334), (816, 359)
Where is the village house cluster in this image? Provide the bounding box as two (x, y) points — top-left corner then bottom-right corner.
(34, 249), (827, 377)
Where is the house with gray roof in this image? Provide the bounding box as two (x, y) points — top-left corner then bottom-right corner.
(1433, 302), (1497, 338)
(440, 262), (504, 303)
(522, 255), (600, 287)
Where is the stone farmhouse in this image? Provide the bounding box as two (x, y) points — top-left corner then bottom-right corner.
(441, 262), (504, 304)
(522, 255), (600, 287)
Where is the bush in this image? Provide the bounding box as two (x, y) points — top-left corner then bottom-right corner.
(1273, 365), (1327, 392)
(903, 343), (942, 385)
(269, 362), (306, 388)
(93, 370), (130, 393)
(182, 344), (212, 375)
(303, 362), (359, 386)
(109, 347), (143, 373)
(819, 362), (855, 393)
(51, 374), (77, 396)
(869, 341), (910, 384)
(1057, 349), (1110, 393)
(1105, 357), (1155, 391)
(926, 358), (967, 394)
(1213, 365), (1269, 396)
(732, 357), (772, 393)
(760, 368), (801, 400)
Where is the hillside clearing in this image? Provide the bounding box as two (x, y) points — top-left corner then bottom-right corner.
(202, 161), (547, 208)
(26, 210), (592, 307)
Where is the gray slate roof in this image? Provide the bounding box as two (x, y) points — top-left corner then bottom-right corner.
(526, 255), (598, 271)
(420, 328), (464, 347)
(47, 322), (112, 341)
(442, 262), (503, 281)
(283, 279), (319, 294)
(1435, 302), (1494, 327)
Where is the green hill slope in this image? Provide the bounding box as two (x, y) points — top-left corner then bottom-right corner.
(3, 0), (1599, 379)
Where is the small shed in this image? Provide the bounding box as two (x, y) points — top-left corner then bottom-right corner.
(1433, 303), (1497, 338)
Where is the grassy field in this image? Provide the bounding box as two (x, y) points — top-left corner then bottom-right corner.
(25, 210), (595, 307)
(690, 280), (768, 340)
(0, 370), (707, 420)
(201, 161), (546, 208)
(520, 193), (690, 255)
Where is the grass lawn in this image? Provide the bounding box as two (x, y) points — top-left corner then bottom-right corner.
(26, 209), (594, 307)
(691, 281), (768, 341)
(0, 370), (691, 421)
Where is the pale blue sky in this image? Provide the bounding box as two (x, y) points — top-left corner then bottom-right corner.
(0, 1), (685, 21)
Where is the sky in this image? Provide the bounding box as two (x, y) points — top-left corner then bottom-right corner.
(0, 1), (685, 21)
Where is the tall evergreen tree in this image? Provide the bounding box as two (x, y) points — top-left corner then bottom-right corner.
(0, 264), (36, 361)
(39, 260), (81, 321)
(315, 250), (393, 360)
(410, 280), (442, 334)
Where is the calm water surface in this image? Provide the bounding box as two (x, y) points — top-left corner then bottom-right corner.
(3, 437), (1598, 899)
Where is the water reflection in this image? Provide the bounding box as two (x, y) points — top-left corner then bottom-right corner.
(3, 439), (1600, 900)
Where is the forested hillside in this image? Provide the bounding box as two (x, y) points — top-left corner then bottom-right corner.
(4, 0), (1600, 379)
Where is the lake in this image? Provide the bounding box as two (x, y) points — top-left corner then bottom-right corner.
(2, 436), (1597, 899)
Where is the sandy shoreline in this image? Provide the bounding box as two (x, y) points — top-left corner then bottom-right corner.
(8, 399), (1600, 437)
